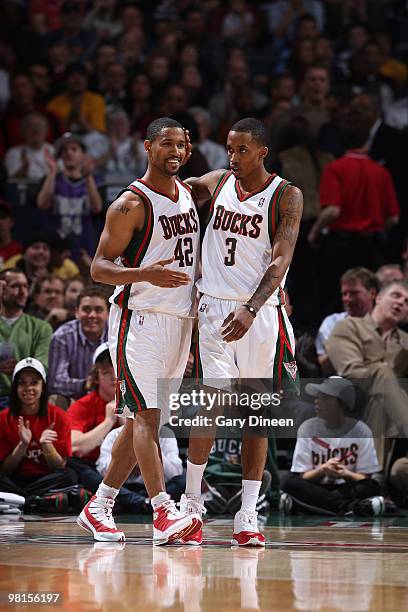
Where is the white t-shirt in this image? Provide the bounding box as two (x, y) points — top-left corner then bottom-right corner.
(5, 143), (54, 179)
(291, 417), (379, 484)
(315, 311), (348, 355)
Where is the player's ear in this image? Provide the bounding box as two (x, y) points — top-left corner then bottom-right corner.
(259, 146), (268, 160)
(144, 139), (151, 153)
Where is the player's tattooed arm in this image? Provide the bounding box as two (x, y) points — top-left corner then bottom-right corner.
(112, 203), (131, 215)
(247, 185), (303, 312)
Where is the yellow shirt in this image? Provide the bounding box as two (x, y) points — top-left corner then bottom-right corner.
(47, 91), (106, 133)
(2, 254), (79, 280)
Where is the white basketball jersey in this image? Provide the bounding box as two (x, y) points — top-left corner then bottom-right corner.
(111, 178), (200, 317)
(197, 171), (291, 305)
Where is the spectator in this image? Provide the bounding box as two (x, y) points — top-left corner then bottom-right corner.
(0, 200), (22, 269)
(117, 26), (145, 72)
(48, 286), (109, 405)
(37, 133), (102, 260)
(47, 63), (106, 133)
(337, 23), (369, 77)
(125, 72), (155, 133)
(385, 91), (408, 131)
(1, 73), (60, 148)
(47, 235), (81, 281)
(161, 84), (189, 117)
(28, 62), (53, 105)
(280, 376), (383, 516)
(5, 112), (54, 180)
(376, 264), (405, 289)
(101, 62), (128, 113)
(326, 281), (408, 466)
(27, 274), (66, 329)
(4, 234), (51, 283)
(0, 357), (76, 512)
(315, 268), (378, 374)
(97, 424), (185, 512)
(349, 41), (394, 112)
(102, 109), (147, 202)
(264, 2), (324, 41)
(189, 107), (229, 170)
(63, 276), (85, 317)
(308, 105), (400, 315)
(45, 0), (97, 63)
(0, 269), (52, 405)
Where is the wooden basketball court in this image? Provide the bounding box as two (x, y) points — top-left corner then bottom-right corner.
(1, 513), (408, 611)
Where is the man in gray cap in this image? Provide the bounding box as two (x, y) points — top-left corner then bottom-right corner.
(280, 376), (384, 516)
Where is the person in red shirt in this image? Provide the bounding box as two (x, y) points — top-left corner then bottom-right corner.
(308, 105), (400, 317)
(0, 357), (76, 511)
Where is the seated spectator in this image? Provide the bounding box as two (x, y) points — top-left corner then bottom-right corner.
(45, 1), (97, 63)
(315, 268), (377, 374)
(37, 133), (102, 260)
(376, 264), (404, 289)
(4, 234), (51, 283)
(63, 276), (85, 317)
(47, 62), (106, 133)
(97, 424), (185, 512)
(189, 107), (229, 170)
(47, 235), (80, 281)
(48, 286), (109, 405)
(280, 376), (383, 516)
(27, 275), (66, 330)
(389, 442), (408, 508)
(101, 62), (128, 113)
(0, 358), (76, 512)
(0, 269), (52, 407)
(326, 281), (408, 467)
(0, 200), (22, 269)
(4, 112), (54, 180)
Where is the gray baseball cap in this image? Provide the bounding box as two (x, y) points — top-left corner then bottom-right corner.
(305, 376), (355, 410)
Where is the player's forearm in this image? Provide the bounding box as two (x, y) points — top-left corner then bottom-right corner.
(247, 254), (291, 312)
(0, 442), (28, 476)
(90, 258), (146, 286)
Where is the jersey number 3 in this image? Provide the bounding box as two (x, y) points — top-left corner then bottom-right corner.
(224, 237), (237, 266)
(174, 237), (193, 267)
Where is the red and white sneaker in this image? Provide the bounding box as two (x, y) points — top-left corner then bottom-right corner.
(231, 510), (266, 547)
(178, 494), (207, 545)
(77, 495), (125, 542)
(153, 498), (201, 546)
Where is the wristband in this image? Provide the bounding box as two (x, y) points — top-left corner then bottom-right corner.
(243, 304), (257, 318)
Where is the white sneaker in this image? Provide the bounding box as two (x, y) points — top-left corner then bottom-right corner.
(77, 495), (125, 542)
(232, 510), (266, 547)
(153, 498), (201, 546)
(178, 494), (207, 545)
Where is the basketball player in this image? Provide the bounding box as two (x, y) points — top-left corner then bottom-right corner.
(179, 118), (303, 546)
(77, 117), (202, 545)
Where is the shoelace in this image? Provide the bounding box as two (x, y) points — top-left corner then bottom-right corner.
(178, 498), (207, 516)
(240, 511), (257, 529)
(90, 498), (116, 528)
(159, 499), (178, 514)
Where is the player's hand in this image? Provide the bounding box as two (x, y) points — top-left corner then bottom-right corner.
(181, 129), (192, 166)
(18, 416), (32, 446)
(39, 421), (58, 445)
(141, 257), (191, 288)
(221, 306), (255, 342)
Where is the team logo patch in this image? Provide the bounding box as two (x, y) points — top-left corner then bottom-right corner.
(199, 302), (207, 312)
(118, 380), (126, 398)
(283, 361), (298, 380)
(258, 197), (265, 207)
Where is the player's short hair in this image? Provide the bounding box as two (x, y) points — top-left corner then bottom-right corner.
(340, 267), (378, 293)
(146, 117), (183, 142)
(230, 118), (268, 147)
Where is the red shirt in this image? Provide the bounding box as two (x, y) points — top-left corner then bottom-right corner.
(68, 391), (118, 462)
(319, 152), (400, 233)
(0, 240), (23, 266)
(0, 404), (72, 477)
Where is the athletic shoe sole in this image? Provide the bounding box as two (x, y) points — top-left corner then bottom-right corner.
(77, 513), (126, 542)
(153, 516), (202, 546)
(231, 533), (266, 547)
(179, 528), (203, 546)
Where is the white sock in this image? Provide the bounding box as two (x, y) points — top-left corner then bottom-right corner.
(96, 482), (119, 500)
(151, 491), (170, 510)
(240, 479), (261, 513)
(185, 459), (207, 499)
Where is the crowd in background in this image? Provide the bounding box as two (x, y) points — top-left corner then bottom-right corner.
(1, 0), (408, 517)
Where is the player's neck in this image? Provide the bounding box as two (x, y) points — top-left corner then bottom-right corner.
(236, 167), (271, 196)
(142, 169), (178, 199)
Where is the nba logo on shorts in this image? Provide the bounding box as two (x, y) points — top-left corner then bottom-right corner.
(119, 380), (126, 398)
(138, 315), (144, 326)
(199, 303), (207, 312)
(258, 197), (265, 207)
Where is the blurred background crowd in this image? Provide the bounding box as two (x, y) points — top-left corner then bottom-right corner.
(1, 0), (408, 517)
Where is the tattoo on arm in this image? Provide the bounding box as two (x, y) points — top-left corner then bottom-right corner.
(247, 187), (303, 312)
(274, 188), (303, 247)
(113, 204), (130, 215)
